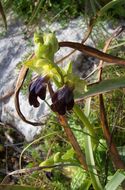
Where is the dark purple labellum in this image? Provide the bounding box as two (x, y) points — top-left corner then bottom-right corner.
(51, 85), (74, 115)
(28, 76), (49, 107)
(45, 171), (53, 180)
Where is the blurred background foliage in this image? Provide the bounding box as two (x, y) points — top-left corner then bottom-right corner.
(1, 0), (125, 24)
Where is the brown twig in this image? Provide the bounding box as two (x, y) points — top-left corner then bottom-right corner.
(99, 26), (125, 169)
(99, 95), (125, 169)
(98, 26), (125, 81)
(59, 115), (88, 171)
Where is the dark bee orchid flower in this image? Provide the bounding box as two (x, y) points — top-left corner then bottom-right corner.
(51, 85), (74, 115)
(29, 76), (49, 107)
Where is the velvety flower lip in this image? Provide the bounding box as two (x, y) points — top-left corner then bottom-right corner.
(45, 171), (53, 180)
(51, 85), (74, 115)
(28, 76), (49, 107)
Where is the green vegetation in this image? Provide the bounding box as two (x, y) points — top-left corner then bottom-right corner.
(1, 0), (125, 25)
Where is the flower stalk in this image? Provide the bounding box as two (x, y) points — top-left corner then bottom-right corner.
(73, 104), (95, 139)
(84, 98), (103, 190)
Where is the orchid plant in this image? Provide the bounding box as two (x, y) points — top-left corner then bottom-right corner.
(14, 31), (125, 189)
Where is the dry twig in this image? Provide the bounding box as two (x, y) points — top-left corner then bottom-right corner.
(59, 115), (88, 170)
(98, 26), (125, 170)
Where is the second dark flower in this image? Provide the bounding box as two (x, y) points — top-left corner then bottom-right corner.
(51, 85), (74, 115)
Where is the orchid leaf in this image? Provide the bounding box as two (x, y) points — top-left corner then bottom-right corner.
(79, 77), (125, 99)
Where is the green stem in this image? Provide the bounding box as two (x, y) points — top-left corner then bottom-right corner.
(74, 101), (103, 190)
(73, 104), (95, 138)
(84, 131), (103, 190)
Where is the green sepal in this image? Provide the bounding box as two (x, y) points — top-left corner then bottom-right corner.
(39, 157), (54, 172)
(64, 61), (73, 75)
(61, 148), (75, 161)
(39, 152), (62, 172)
(65, 73), (87, 93)
(53, 152), (61, 163)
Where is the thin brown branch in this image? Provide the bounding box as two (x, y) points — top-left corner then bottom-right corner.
(99, 26), (125, 169)
(98, 26), (125, 81)
(99, 95), (125, 169)
(59, 115), (88, 171)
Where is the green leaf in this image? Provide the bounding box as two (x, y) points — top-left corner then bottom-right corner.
(0, 185), (41, 190)
(84, 98), (103, 190)
(62, 148), (75, 161)
(105, 170), (125, 190)
(53, 152), (61, 162)
(71, 167), (91, 190)
(80, 77), (125, 99)
(39, 157), (54, 166)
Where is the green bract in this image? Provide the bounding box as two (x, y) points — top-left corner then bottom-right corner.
(63, 61), (87, 94)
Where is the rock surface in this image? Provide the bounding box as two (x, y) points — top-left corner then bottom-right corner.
(0, 15), (109, 141)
